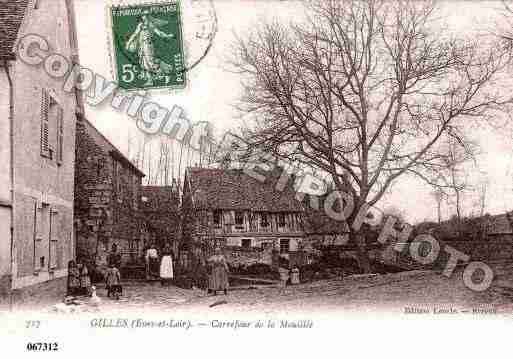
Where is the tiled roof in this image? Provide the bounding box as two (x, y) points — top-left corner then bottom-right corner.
(0, 0), (29, 59)
(186, 167), (303, 212)
(79, 115), (145, 177)
(141, 186), (179, 213)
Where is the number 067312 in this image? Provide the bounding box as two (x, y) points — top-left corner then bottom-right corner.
(26, 342), (59, 351)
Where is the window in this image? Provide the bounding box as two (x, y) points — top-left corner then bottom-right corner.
(56, 108), (64, 165)
(278, 213), (286, 227)
(213, 210), (221, 226)
(200, 212), (208, 227)
(49, 209), (59, 270)
(96, 158), (105, 177)
(40, 90), (50, 158)
(49, 240), (58, 270)
(242, 238), (251, 249)
(34, 202), (50, 272)
(280, 239), (290, 253)
(41, 89), (63, 161)
(235, 211), (244, 226)
(223, 211), (233, 225)
(260, 212), (269, 227)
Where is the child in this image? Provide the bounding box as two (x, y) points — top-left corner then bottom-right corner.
(105, 263), (122, 300)
(67, 260), (80, 296)
(78, 262), (92, 296)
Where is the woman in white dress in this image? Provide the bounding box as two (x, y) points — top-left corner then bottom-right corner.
(160, 244), (174, 286)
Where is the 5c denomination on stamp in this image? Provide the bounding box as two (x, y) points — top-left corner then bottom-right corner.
(109, 1), (186, 91)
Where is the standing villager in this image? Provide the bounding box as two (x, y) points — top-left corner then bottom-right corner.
(107, 242), (122, 269)
(145, 244), (159, 280)
(105, 262), (122, 299)
(78, 262), (92, 296)
(192, 252), (208, 290)
(160, 244), (174, 286)
(67, 260), (80, 296)
(207, 247), (229, 295)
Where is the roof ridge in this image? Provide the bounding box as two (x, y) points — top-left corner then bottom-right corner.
(80, 116), (145, 177)
(0, 0), (30, 60)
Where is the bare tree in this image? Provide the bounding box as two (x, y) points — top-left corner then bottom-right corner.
(498, 1), (513, 46)
(230, 0), (511, 272)
(431, 188), (445, 224)
(475, 171), (489, 218)
(440, 137), (477, 221)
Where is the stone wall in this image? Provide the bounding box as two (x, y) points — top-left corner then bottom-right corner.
(11, 0), (77, 290)
(74, 119), (143, 270)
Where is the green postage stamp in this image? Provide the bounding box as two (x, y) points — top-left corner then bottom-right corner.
(109, 2), (186, 91)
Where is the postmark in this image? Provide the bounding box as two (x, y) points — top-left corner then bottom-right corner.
(106, 0), (217, 92)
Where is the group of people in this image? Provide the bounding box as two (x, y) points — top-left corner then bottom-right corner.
(67, 244), (123, 300)
(66, 260), (92, 296)
(147, 244), (230, 295)
(67, 243), (231, 299)
(145, 244), (174, 285)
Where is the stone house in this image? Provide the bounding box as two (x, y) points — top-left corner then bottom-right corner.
(74, 116), (145, 272)
(182, 167), (305, 268)
(140, 182), (181, 255)
(0, 0), (81, 301)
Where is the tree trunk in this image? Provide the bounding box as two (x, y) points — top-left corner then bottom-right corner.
(351, 231), (372, 274)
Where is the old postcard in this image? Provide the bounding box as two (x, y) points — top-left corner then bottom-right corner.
(1, 0), (513, 357)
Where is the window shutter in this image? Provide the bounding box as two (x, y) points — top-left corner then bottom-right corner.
(40, 90), (50, 157)
(49, 210), (58, 270)
(56, 108), (64, 165)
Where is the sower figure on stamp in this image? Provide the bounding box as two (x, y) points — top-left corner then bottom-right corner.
(207, 247), (229, 295)
(126, 14), (174, 86)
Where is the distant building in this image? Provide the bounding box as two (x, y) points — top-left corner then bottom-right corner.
(182, 167), (305, 267)
(0, 0), (81, 300)
(74, 116), (145, 271)
(140, 182), (181, 255)
(303, 199), (350, 247)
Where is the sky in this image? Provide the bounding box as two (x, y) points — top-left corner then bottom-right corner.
(73, 0), (513, 224)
